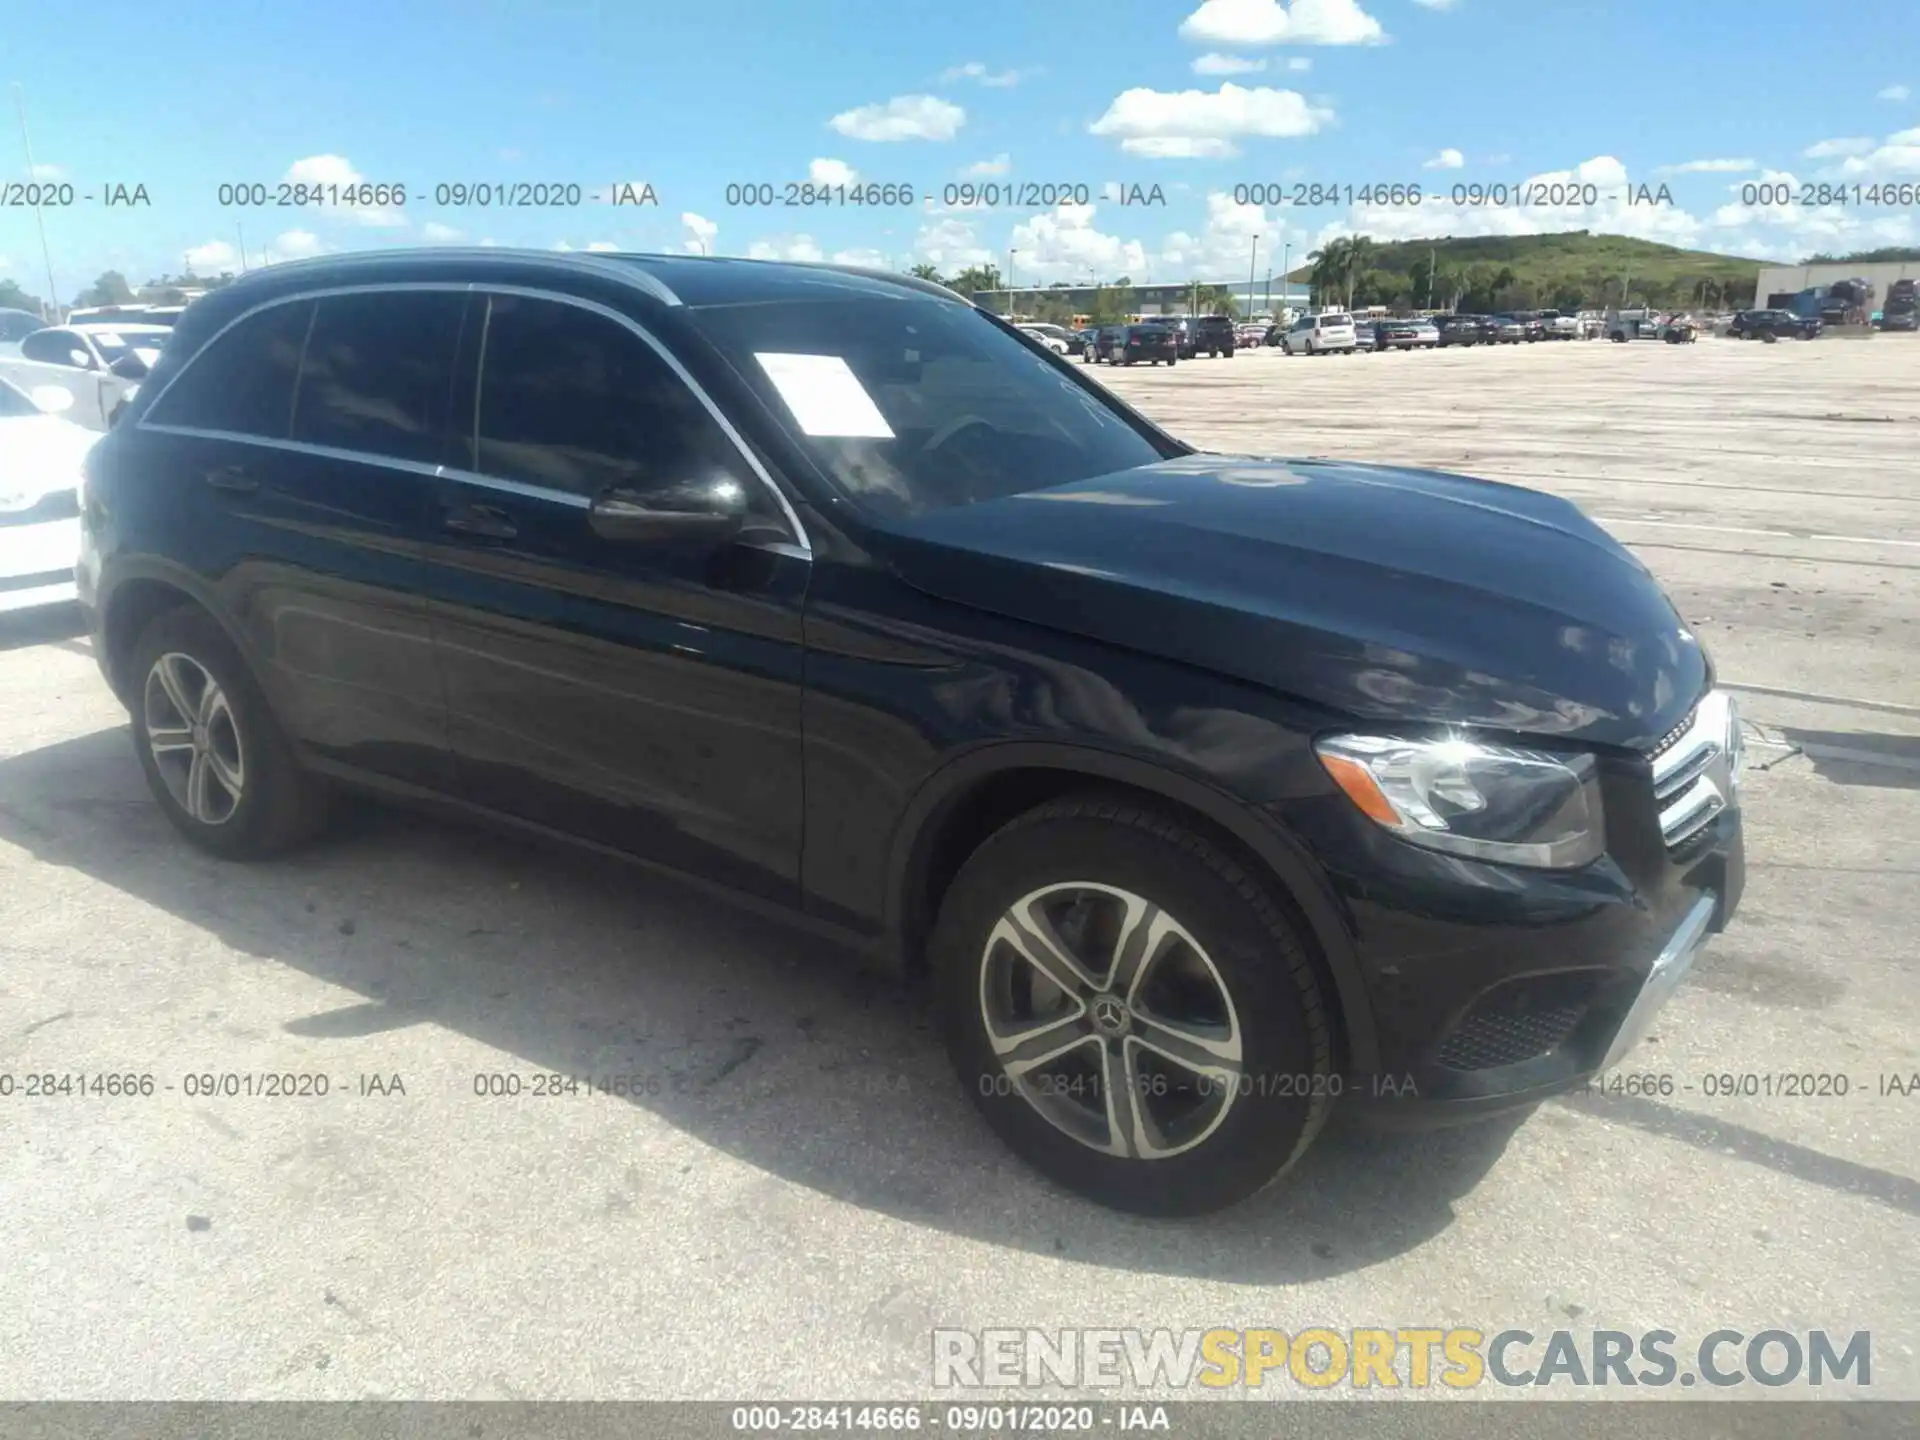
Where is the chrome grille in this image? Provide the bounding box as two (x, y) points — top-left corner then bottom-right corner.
(1650, 692), (1738, 852)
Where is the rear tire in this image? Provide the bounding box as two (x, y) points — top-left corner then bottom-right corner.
(933, 794), (1336, 1216)
(127, 606), (331, 860)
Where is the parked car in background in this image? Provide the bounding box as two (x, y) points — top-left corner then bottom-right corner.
(0, 376), (95, 614)
(1070, 327), (1101, 357)
(1484, 315), (1526, 344)
(1278, 311), (1357, 355)
(1727, 309), (1820, 341)
(1235, 322), (1268, 348)
(0, 308), (46, 358)
(76, 246), (1747, 1216)
(1371, 318), (1426, 351)
(1353, 322), (1377, 353)
(1186, 314), (1237, 358)
(1103, 322), (1179, 365)
(1016, 323), (1072, 356)
(0, 323), (169, 431)
(1406, 318), (1440, 348)
(1432, 314), (1482, 347)
(1534, 308), (1581, 340)
(1083, 323), (1124, 363)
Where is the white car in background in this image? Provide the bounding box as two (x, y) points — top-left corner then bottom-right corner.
(0, 377), (96, 614)
(1278, 311), (1358, 355)
(0, 322), (168, 431)
(1015, 322), (1073, 355)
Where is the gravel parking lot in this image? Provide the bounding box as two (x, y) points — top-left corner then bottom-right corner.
(2, 336), (1916, 1402)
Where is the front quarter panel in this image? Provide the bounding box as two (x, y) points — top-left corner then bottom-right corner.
(796, 560), (1372, 1056)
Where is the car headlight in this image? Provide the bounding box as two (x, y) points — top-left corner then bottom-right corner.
(1315, 733), (1606, 869)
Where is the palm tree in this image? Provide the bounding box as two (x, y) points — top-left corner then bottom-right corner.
(1306, 237), (1350, 308)
(909, 263), (945, 284)
(1342, 237), (1378, 307)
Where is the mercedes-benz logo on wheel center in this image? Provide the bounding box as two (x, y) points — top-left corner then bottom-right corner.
(1090, 995), (1132, 1036)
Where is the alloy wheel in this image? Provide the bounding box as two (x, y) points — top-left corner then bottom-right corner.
(977, 882), (1244, 1159)
(143, 651), (246, 825)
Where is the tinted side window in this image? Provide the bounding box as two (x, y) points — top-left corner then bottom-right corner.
(149, 300), (313, 438)
(0, 312), (43, 342)
(21, 329), (85, 365)
(291, 291), (465, 465)
(473, 293), (757, 504)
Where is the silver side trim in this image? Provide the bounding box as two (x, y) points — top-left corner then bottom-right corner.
(135, 424), (447, 480)
(133, 280), (810, 557)
(1598, 894), (1717, 1071)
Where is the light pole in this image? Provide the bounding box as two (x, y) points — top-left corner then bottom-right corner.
(12, 84), (60, 320)
(1282, 242), (1292, 315)
(1247, 234), (1260, 321)
(1007, 247), (1017, 313)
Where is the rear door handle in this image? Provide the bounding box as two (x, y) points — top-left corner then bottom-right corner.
(443, 502), (518, 539)
(204, 464), (257, 492)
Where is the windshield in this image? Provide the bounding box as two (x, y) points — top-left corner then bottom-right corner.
(0, 379), (40, 419)
(686, 296), (1173, 520)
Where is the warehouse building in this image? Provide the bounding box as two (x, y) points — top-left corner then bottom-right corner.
(1753, 260), (1920, 309)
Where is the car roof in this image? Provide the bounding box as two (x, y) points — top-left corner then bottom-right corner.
(189, 247), (971, 318)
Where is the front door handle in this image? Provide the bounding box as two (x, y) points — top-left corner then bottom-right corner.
(444, 503), (518, 539)
(204, 463), (257, 492)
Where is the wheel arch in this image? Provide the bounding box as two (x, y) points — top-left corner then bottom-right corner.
(884, 742), (1378, 1072)
(98, 562), (252, 711)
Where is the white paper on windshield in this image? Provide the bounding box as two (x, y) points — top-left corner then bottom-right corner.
(753, 353), (894, 438)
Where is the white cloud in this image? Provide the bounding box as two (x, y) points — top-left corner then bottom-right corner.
(1803, 136), (1876, 158)
(1179, 0), (1386, 48)
(747, 235), (827, 263)
(682, 211), (718, 253)
(262, 230), (325, 265)
(586, 241), (620, 252)
(1287, 56), (1312, 70)
(941, 61), (1025, 87)
(912, 215), (994, 270)
(1123, 137), (1240, 159)
(420, 221), (463, 242)
(1006, 204), (1152, 285)
(830, 94), (966, 142)
(810, 157), (859, 186)
(1654, 157), (1756, 175)
(1089, 82), (1333, 159)
(29, 163), (64, 180)
(832, 247), (891, 267)
(1836, 127), (1920, 176)
(961, 154), (1011, 177)
(1879, 84), (1911, 101)
(1193, 53), (1267, 75)
(1423, 147), (1465, 170)
(283, 154), (359, 186)
(280, 153), (406, 227)
(183, 240), (239, 272)
(1412, 0), (1458, 9)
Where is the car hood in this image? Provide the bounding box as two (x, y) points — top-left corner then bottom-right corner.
(872, 455), (1706, 749)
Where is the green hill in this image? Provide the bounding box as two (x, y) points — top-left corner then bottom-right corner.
(1288, 230), (1765, 313)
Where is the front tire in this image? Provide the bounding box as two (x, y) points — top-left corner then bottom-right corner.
(128, 606), (330, 860)
(932, 793), (1335, 1216)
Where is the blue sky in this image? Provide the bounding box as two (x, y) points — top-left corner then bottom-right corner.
(3, 0), (1918, 303)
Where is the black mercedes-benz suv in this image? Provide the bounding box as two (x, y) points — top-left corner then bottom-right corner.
(76, 249), (1745, 1216)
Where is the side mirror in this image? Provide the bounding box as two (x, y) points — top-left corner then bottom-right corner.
(68, 349), (94, 369)
(110, 354), (148, 380)
(587, 472), (750, 545)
